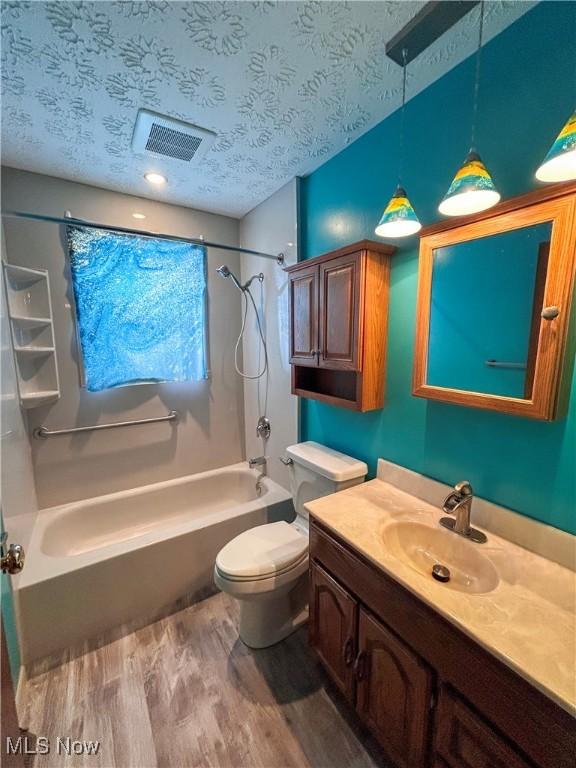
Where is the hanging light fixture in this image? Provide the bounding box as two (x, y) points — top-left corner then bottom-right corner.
(535, 111), (576, 183)
(375, 49), (421, 238)
(439, 2), (500, 217)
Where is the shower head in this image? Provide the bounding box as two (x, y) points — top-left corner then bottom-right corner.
(216, 264), (243, 291)
(216, 264), (231, 278)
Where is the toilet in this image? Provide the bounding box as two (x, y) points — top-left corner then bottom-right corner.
(214, 441), (367, 648)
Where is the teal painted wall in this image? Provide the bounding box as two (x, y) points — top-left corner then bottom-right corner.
(300, 2), (576, 535)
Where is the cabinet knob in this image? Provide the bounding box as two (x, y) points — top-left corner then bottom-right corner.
(541, 305), (560, 320)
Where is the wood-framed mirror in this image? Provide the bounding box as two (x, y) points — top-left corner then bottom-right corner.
(413, 182), (576, 420)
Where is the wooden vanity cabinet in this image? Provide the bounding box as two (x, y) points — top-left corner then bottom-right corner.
(309, 561), (357, 699)
(309, 521), (575, 768)
(287, 240), (395, 411)
(355, 608), (433, 768)
(310, 561), (433, 768)
(434, 686), (534, 768)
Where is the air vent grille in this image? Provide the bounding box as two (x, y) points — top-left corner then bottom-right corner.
(145, 123), (203, 162)
(131, 109), (217, 164)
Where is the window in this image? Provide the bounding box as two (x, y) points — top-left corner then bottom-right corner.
(68, 226), (207, 392)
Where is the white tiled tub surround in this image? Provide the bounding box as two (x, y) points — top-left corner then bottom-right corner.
(14, 463), (293, 667)
(377, 459), (575, 571)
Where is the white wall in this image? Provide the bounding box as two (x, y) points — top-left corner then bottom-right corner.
(1, 226), (38, 550)
(239, 180), (299, 490)
(2, 168), (246, 508)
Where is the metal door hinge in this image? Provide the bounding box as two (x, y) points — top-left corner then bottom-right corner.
(1, 532), (25, 575)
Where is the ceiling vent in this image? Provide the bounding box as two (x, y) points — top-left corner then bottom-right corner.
(131, 109), (216, 164)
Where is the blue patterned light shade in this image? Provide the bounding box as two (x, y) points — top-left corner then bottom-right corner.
(375, 185), (422, 238)
(536, 111), (576, 182)
(68, 227), (207, 392)
(439, 150), (500, 216)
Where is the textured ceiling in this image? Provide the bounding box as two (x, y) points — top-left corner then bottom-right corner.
(1, 1), (532, 217)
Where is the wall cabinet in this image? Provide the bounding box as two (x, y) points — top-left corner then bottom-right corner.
(286, 240), (395, 411)
(310, 521), (575, 768)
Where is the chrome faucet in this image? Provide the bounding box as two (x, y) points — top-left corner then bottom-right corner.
(248, 456), (266, 469)
(440, 481), (487, 543)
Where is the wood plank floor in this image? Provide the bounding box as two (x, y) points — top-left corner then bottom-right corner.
(20, 592), (388, 768)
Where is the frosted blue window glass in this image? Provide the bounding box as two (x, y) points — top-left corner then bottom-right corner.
(68, 226), (207, 392)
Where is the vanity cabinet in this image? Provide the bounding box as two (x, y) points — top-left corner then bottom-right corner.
(309, 521), (575, 768)
(310, 561), (432, 768)
(355, 609), (433, 768)
(309, 562), (357, 698)
(286, 240), (395, 411)
(434, 687), (533, 768)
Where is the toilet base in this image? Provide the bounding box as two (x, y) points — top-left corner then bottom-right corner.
(238, 573), (309, 649)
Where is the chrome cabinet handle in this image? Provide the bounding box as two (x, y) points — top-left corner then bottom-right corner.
(279, 456), (293, 466)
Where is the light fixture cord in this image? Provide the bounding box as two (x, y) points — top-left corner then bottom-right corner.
(470, 1), (485, 150)
(398, 47), (408, 184)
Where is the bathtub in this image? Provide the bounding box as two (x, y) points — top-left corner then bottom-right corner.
(14, 463), (293, 667)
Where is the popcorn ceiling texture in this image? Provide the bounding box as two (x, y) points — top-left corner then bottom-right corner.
(1, 1), (531, 217)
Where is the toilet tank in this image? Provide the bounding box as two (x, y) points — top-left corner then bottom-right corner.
(285, 441), (368, 520)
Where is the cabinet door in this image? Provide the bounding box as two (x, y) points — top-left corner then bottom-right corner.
(434, 687), (533, 768)
(289, 264), (319, 366)
(318, 253), (362, 370)
(355, 609), (433, 768)
(309, 562), (358, 700)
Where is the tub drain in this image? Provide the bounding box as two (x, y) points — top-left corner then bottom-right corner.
(432, 563), (451, 583)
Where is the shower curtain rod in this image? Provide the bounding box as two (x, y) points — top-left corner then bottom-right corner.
(1, 210), (285, 264)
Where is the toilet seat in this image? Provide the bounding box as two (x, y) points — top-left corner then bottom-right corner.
(215, 521), (308, 581)
(214, 554), (309, 598)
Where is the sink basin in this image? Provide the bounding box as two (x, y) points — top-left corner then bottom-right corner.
(382, 521), (499, 594)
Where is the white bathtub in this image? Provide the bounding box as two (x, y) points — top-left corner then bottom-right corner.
(14, 463), (293, 666)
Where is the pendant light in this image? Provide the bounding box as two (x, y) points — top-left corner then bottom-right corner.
(535, 111), (576, 182)
(375, 49), (421, 238)
(439, 2), (500, 217)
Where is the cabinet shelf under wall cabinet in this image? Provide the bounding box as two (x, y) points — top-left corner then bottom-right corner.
(3, 263), (60, 408)
(286, 240), (395, 412)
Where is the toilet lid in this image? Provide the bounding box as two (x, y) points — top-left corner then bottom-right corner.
(216, 522), (308, 579)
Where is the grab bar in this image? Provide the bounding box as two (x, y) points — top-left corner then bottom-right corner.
(33, 410), (179, 439)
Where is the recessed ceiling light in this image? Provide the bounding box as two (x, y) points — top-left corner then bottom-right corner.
(132, 212), (146, 220)
(144, 172), (167, 185)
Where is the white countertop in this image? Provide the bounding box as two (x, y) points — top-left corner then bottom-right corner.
(306, 477), (576, 716)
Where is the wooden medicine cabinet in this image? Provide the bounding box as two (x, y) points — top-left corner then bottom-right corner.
(413, 182), (576, 420)
(286, 240), (395, 412)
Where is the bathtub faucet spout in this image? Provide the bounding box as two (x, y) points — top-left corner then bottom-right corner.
(248, 456), (266, 469)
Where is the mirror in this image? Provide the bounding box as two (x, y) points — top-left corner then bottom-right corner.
(413, 184), (576, 420)
(427, 222), (551, 399)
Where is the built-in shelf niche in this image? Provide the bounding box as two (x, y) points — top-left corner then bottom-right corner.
(3, 263), (60, 408)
